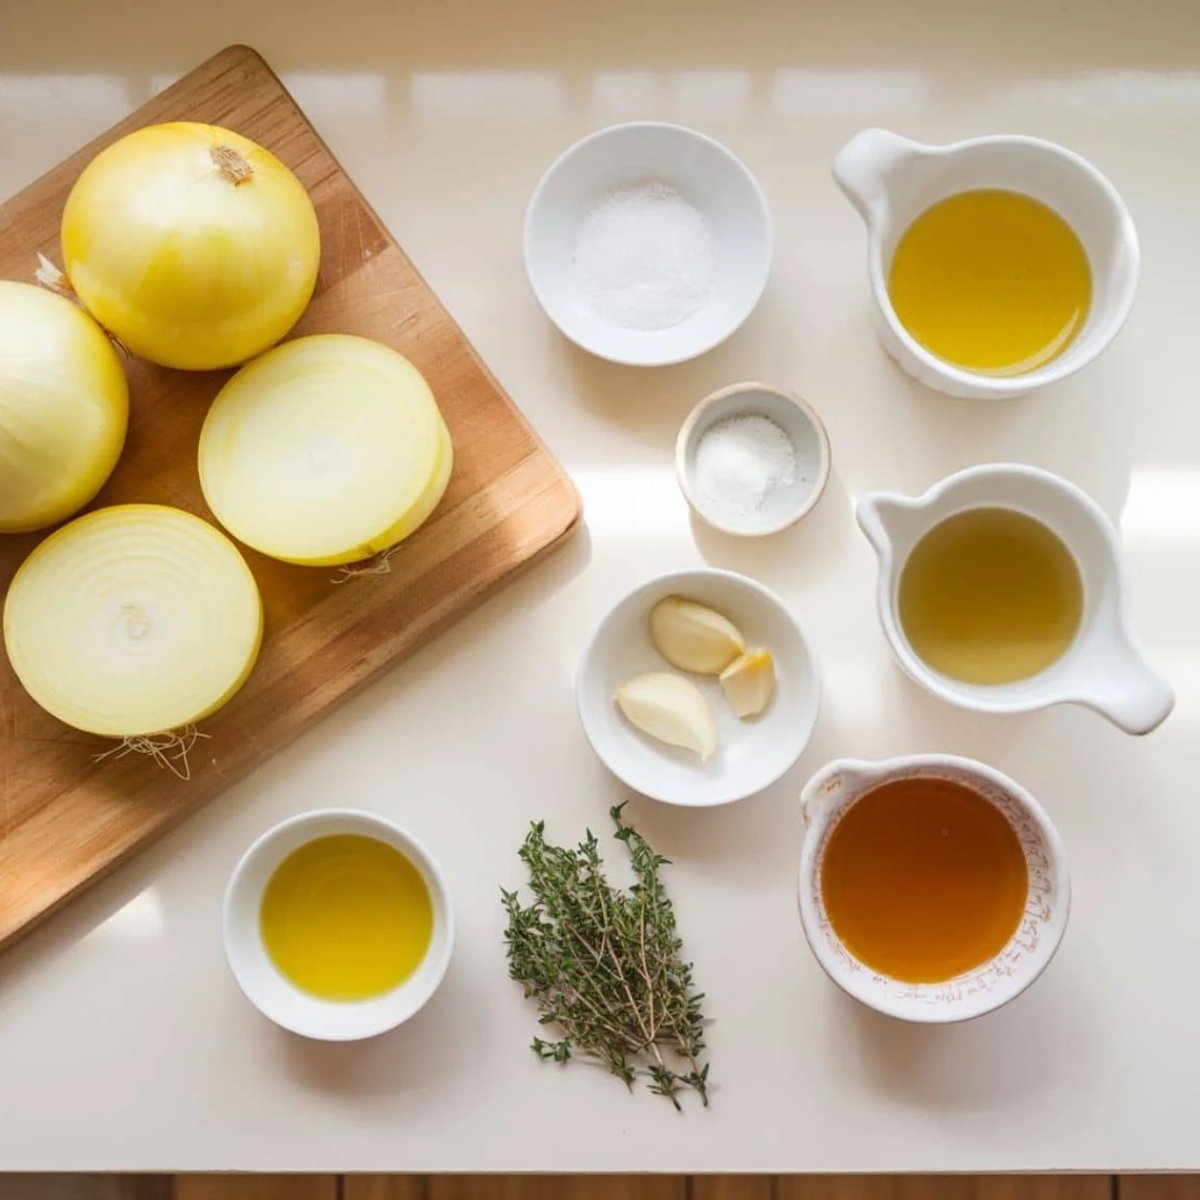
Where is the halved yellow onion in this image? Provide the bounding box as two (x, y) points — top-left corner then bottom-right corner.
(61, 122), (320, 371)
(3, 505), (263, 738)
(198, 334), (453, 566)
(0, 280), (128, 532)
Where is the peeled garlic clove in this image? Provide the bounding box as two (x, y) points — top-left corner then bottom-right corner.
(650, 596), (745, 674)
(615, 672), (718, 761)
(719, 649), (776, 718)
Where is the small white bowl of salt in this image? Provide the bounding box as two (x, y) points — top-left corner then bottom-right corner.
(524, 122), (772, 366)
(676, 383), (831, 536)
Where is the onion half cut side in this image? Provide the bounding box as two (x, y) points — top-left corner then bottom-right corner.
(198, 334), (453, 567)
(3, 504), (263, 739)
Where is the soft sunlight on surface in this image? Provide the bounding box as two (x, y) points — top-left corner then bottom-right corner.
(410, 71), (563, 118)
(771, 69), (929, 115)
(1020, 71), (1200, 110)
(283, 72), (388, 118)
(671, 70), (752, 115)
(92, 887), (167, 941)
(1121, 467), (1200, 547)
(572, 463), (688, 543)
(591, 71), (662, 114)
(0, 74), (130, 123)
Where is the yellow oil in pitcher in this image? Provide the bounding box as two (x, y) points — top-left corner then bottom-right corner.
(888, 189), (1091, 375)
(898, 506), (1085, 685)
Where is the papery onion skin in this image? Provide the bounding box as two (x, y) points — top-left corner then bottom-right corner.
(0, 280), (128, 533)
(198, 334), (453, 567)
(3, 504), (263, 738)
(61, 122), (320, 371)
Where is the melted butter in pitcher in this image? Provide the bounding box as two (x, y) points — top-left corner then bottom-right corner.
(898, 506), (1084, 685)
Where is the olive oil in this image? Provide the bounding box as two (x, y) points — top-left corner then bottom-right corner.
(888, 189), (1091, 375)
(260, 834), (433, 1001)
(898, 507), (1084, 685)
(821, 776), (1028, 984)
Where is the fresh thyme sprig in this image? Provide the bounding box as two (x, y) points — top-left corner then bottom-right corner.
(501, 803), (710, 1110)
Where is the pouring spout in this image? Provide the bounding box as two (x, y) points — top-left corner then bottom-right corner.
(801, 758), (877, 826)
(832, 128), (920, 222)
(1076, 645), (1175, 736)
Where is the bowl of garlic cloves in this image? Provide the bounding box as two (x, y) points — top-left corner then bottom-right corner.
(576, 568), (821, 806)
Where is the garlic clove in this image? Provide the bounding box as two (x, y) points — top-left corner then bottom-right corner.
(649, 595), (745, 674)
(615, 672), (718, 761)
(719, 648), (776, 718)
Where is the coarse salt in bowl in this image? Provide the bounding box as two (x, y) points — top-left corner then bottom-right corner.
(676, 383), (832, 536)
(524, 122), (773, 366)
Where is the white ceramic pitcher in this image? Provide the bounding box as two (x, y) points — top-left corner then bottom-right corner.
(798, 754), (1070, 1023)
(833, 128), (1139, 399)
(857, 464), (1174, 735)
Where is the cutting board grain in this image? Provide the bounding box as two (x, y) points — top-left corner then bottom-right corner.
(1119, 1182), (1200, 1199)
(0, 1180), (1134, 1200)
(0, 45), (580, 950)
(421, 1181), (687, 1200)
(775, 1180), (1111, 1200)
(174, 1179), (337, 1200)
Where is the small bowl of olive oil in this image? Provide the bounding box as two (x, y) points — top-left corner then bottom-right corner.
(223, 810), (454, 1040)
(833, 127), (1138, 399)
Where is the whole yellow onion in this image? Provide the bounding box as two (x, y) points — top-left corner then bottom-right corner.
(61, 122), (320, 371)
(0, 280), (128, 533)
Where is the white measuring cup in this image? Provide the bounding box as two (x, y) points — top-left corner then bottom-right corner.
(857, 464), (1174, 735)
(833, 128), (1139, 399)
(798, 753), (1070, 1023)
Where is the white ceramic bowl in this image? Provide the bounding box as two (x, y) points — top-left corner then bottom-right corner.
(798, 754), (1070, 1023)
(577, 568), (820, 806)
(223, 809), (454, 1041)
(524, 122), (772, 366)
(676, 382), (831, 536)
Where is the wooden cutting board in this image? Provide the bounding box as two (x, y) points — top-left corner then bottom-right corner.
(0, 45), (581, 950)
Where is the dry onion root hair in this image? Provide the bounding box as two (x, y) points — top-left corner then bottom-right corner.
(92, 726), (212, 782)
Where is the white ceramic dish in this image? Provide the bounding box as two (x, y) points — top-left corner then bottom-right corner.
(577, 568), (820, 806)
(857, 463), (1174, 735)
(675, 382), (831, 536)
(833, 128), (1139, 399)
(223, 809), (454, 1041)
(798, 754), (1070, 1023)
(524, 122), (772, 366)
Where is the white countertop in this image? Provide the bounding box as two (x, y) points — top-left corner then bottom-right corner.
(2, 0), (1199, 1174)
